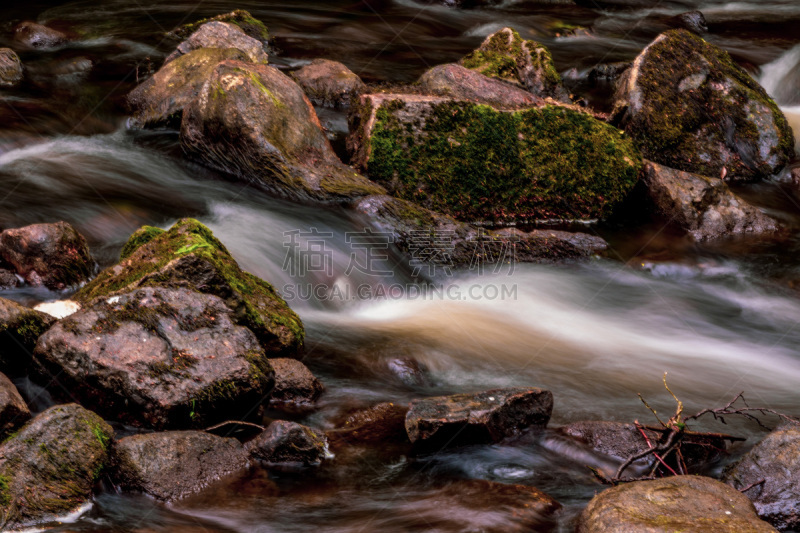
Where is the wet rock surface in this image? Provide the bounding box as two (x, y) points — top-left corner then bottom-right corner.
(0, 296), (55, 372)
(246, 420), (329, 465)
(405, 388), (553, 451)
(268, 358), (324, 408)
(166, 21), (268, 65)
(291, 58), (366, 108)
(0, 372), (30, 437)
(724, 426), (800, 531)
(34, 287), (275, 429)
(13, 22), (67, 50)
(577, 475), (777, 532)
(328, 401), (410, 447)
(0, 404), (113, 530)
(418, 63), (542, 109)
(113, 430), (248, 501)
(0, 48), (23, 88)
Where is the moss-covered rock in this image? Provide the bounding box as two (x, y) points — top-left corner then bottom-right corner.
(349, 94), (641, 223)
(180, 59), (384, 202)
(75, 218), (303, 356)
(127, 47), (249, 127)
(119, 225), (164, 260)
(613, 29), (795, 181)
(460, 27), (568, 101)
(0, 297), (55, 373)
(168, 10), (269, 42)
(165, 21), (268, 65)
(0, 404), (113, 530)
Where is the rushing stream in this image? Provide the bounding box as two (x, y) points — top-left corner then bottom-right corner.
(1, 0), (800, 531)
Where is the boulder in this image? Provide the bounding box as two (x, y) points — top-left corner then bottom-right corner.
(75, 218), (303, 356)
(348, 93), (641, 223)
(418, 63), (542, 109)
(460, 27), (568, 101)
(588, 62), (631, 83)
(291, 59), (366, 108)
(673, 11), (708, 34)
(165, 21), (268, 65)
(0, 404), (113, 530)
(268, 358), (324, 409)
(328, 402), (410, 447)
(0, 269), (20, 289)
(0, 221), (95, 291)
(34, 287), (275, 429)
(354, 194), (608, 266)
(127, 47), (250, 127)
(13, 22), (67, 50)
(0, 297), (55, 372)
(246, 420), (329, 465)
(405, 388), (553, 451)
(723, 427), (800, 531)
(642, 160), (780, 241)
(577, 475), (777, 532)
(168, 10), (269, 42)
(0, 49), (23, 88)
(114, 430), (248, 501)
(613, 29), (795, 181)
(180, 60), (383, 202)
(0, 372), (30, 436)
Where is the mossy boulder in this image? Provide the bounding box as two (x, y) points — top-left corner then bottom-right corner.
(0, 296), (55, 373)
(418, 63), (542, 109)
(168, 10), (269, 42)
(0, 48), (23, 88)
(180, 60), (384, 202)
(613, 29), (795, 181)
(291, 58), (366, 108)
(577, 476), (777, 532)
(34, 287), (275, 429)
(723, 426), (800, 531)
(460, 27), (568, 101)
(165, 21), (268, 65)
(113, 430), (248, 501)
(75, 218), (303, 356)
(127, 47), (250, 127)
(349, 94), (641, 223)
(0, 404), (113, 530)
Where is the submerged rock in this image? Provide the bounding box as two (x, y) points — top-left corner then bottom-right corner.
(127, 47), (250, 127)
(13, 22), (67, 50)
(0, 221), (95, 290)
(169, 10), (269, 42)
(577, 476), (776, 532)
(291, 59), (366, 108)
(165, 21), (268, 65)
(75, 218), (303, 356)
(0, 296), (55, 372)
(0, 372), (30, 437)
(460, 27), (568, 101)
(246, 420), (329, 465)
(181, 59), (383, 202)
(349, 93), (641, 223)
(0, 49), (23, 88)
(642, 161), (780, 241)
(613, 29), (795, 181)
(114, 430), (248, 501)
(418, 63), (542, 109)
(405, 388), (553, 451)
(723, 426), (800, 531)
(588, 61), (631, 83)
(328, 402), (410, 447)
(268, 358), (324, 409)
(0, 404), (113, 530)
(34, 287), (275, 429)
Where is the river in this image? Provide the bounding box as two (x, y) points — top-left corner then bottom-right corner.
(1, 0), (799, 531)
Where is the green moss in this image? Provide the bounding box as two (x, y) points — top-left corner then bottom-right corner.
(120, 226), (164, 260)
(0, 474), (10, 506)
(245, 71), (284, 108)
(75, 219), (303, 355)
(367, 99), (641, 222)
(170, 10), (269, 41)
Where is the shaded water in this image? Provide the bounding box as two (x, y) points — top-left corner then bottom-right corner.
(1, 0), (800, 530)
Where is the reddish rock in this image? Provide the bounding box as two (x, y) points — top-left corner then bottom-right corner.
(291, 59), (366, 108)
(269, 358), (324, 408)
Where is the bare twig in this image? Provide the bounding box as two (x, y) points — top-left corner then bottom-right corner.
(205, 420), (265, 432)
(687, 392), (800, 431)
(739, 479), (766, 493)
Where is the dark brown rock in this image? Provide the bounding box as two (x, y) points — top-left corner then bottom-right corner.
(723, 427), (800, 531)
(0, 269), (21, 289)
(128, 47), (250, 127)
(418, 63), (542, 109)
(13, 22), (67, 50)
(180, 59), (383, 202)
(0, 404), (113, 530)
(673, 10), (708, 34)
(328, 402), (410, 447)
(0, 372), (29, 436)
(588, 61), (631, 83)
(405, 387), (553, 451)
(291, 59), (366, 108)
(165, 21), (268, 65)
(246, 420), (329, 465)
(0, 221), (94, 290)
(33, 287), (275, 429)
(0, 48), (23, 88)
(268, 358), (324, 408)
(642, 160), (780, 241)
(114, 430), (248, 501)
(577, 476), (777, 532)
(0, 296), (55, 373)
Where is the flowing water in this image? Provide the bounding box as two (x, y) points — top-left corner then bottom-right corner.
(1, 0), (800, 531)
